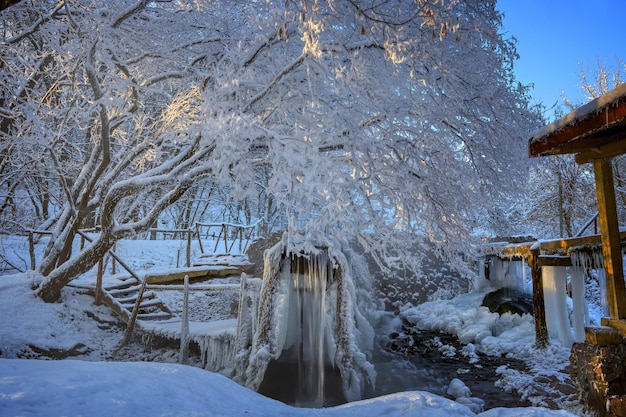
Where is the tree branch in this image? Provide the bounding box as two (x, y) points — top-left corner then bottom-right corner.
(6, 1), (66, 44)
(243, 53), (305, 113)
(111, 0), (148, 29)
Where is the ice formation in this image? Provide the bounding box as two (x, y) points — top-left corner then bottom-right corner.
(569, 266), (589, 342)
(240, 234), (375, 406)
(542, 266), (574, 347)
(446, 377), (485, 413)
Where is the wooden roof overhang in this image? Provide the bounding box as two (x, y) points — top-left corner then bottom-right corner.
(527, 83), (626, 330)
(529, 82), (626, 162)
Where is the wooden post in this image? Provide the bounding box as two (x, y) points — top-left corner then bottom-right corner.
(122, 275), (149, 345)
(593, 158), (626, 320)
(223, 224), (228, 254)
(186, 231), (191, 268)
(529, 244), (548, 348)
(28, 231), (35, 270)
(179, 275), (190, 364)
(213, 225), (222, 253)
(95, 258), (103, 306)
(195, 223), (204, 254)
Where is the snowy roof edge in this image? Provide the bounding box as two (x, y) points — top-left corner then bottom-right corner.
(529, 82), (626, 147)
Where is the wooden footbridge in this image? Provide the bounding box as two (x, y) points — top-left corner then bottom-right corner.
(29, 223), (257, 346)
(481, 229), (626, 347)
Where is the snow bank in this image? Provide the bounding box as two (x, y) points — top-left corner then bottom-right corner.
(0, 273), (120, 359)
(0, 359), (578, 417)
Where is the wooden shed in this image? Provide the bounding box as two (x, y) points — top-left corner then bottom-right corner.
(529, 82), (626, 334)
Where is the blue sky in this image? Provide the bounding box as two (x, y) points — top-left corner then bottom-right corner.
(497, 0), (626, 119)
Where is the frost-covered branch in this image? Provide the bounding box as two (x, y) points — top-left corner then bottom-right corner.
(110, 0), (148, 28)
(243, 53), (305, 113)
(6, 1), (66, 44)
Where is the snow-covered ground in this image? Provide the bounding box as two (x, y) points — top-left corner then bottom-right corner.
(0, 235), (584, 416)
(0, 357), (576, 417)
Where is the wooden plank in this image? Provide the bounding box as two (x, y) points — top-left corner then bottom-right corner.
(145, 267), (242, 284)
(594, 158), (626, 320)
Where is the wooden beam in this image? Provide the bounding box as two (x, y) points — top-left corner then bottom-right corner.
(529, 246), (548, 348)
(576, 137), (626, 164)
(593, 158), (626, 319)
(537, 255), (572, 267)
(538, 231), (626, 254)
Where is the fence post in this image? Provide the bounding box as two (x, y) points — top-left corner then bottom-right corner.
(28, 231), (36, 270)
(195, 223), (204, 254)
(186, 230), (191, 268)
(111, 242), (117, 275)
(179, 275), (190, 364)
(222, 224), (228, 254)
(95, 258), (103, 306)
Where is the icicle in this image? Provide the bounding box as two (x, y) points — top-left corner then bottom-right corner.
(593, 250), (605, 270)
(542, 266), (574, 347)
(472, 258), (489, 292)
(194, 331), (237, 374)
(489, 258), (506, 289)
(597, 268), (609, 317)
(514, 260), (524, 292)
(569, 266), (589, 343)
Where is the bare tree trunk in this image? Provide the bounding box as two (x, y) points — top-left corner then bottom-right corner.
(37, 233), (113, 302)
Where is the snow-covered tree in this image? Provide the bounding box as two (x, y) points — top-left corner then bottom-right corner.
(1, 0), (541, 302)
(2, 1), (228, 301)
(523, 57), (626, 239)
(197, 0), (541, 263)
(524, 156), (596, 238)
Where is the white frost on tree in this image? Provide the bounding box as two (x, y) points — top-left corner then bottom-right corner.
(0, 0), (541, 301)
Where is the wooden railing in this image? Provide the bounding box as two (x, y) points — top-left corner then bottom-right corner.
(194, 221), (259, 255)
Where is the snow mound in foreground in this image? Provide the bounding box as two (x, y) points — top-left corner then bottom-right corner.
(0, 359), (578, 417)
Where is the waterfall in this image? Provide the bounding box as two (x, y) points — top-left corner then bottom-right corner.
(242, 237), (375, 407)
(250, 249), (345, 407)
(289, 251), (334, 407)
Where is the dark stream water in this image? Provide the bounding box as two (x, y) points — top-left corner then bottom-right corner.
(367, 314), (528, 410)
(258, 311), (526, 410)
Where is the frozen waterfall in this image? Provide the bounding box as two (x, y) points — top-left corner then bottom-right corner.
(240, 237), (375, 407)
